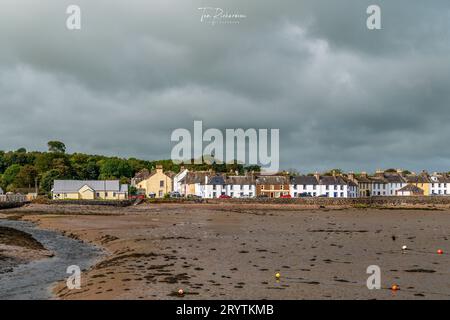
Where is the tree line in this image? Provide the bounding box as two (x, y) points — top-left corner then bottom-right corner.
(0, 141), (260, 194)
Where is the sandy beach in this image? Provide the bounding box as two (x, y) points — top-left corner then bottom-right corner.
(1, 203), (449, 300)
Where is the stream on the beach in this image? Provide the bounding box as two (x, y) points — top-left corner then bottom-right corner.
(0, 219), (102, 300)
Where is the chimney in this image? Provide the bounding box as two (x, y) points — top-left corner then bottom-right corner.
(332, 170), (336, 177)
(361, 171), (368, 178)
(348, 171), (355, 181)
(314, 171), (320, 181)
(156, 165), (163, 173)
(375, 169), (384, 177)
(180, 165), (185, 172)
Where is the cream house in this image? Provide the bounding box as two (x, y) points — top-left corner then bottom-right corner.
(52, 180), (128, 200)
(134, 165), (173, 198)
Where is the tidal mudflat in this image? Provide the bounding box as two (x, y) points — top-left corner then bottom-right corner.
(1, 203), (449, 300)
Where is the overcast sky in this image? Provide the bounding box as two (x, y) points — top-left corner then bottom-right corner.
(1, 0), (450, 173)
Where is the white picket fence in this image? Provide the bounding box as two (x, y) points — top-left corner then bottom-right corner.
(0, 194), (27, 202)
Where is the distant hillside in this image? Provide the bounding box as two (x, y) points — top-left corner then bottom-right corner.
(0, 141), (260, 194)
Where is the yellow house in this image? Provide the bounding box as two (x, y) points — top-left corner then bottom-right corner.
(404, 173), (431, 196)
(135, 165), (173, 198)
(52, 180), (128, 200)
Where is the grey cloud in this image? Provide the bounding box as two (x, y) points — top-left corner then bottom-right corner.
(1, 0), (450, 172)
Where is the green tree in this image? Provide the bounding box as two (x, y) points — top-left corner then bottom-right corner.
(1, 164), (21, 188)
(14, 165), (38, 188)
(99, 158), (133, 179)
(40, 169), (62, 193)
(48, 141), (66, 153)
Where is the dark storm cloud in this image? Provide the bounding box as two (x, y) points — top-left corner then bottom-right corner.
(1, 0), (450, 172)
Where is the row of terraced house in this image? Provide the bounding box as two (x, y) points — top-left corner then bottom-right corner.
(51, 166), (450, 200)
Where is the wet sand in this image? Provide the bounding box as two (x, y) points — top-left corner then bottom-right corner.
(0, 225), (50, 275)
(2, 203), (450, 299)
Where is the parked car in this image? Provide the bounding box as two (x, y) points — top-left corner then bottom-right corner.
(318, 194), (328, 197)
(169, 191), (182, 198)
(187, 194), (202, 199)
(298, 192), (312, 197)
(280, 194), (292, 198)
(219, 194), (232, 199)
(129, 194), (145, 200)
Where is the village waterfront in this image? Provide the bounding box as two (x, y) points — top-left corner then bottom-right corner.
(0, 202), (449, 300)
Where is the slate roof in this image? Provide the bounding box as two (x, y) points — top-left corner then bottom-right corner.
(181, 172), (210, 184)
(384, 174), (405, 183)
(319, 176), (347, 185)
(290, 175), (319, 185)
(354, 175), (372, 183)
(404, 174), (431, 184)
(226, 175), (256, 185)
(397, 184), (424, 194)
(53, 180), (127, 193)
(207, 175), (227, 185)
(256, 176), (290, 185)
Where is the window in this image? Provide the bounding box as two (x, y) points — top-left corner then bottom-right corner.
(213, 185), (216, 190)
(281, 185), (284, 190)
(249, 192), (253, 197)
(334, 185), (337, 190)
(213, 192), (216, 198)
(230, 192), (234, 197)
(159, 191), (163, 197)
(160, 180), (164, 187)
(313, 192), (316, 197)
(105, 192), (108, 197)
(294, 184), (298, 190)
(340, 185), (344, 190)
(261, 185), (265, 190)
(313, 185), (316, 190)
(230, 185), (233, 190)
(303, 184), (307, 189)
(340, 192), (344, 197)
(294, 192), (297, 197)
(113, 192), (116, 197)
(326, 185), (329, 190)
(333, 192), (338, 197)
(96, 193), (100, 197)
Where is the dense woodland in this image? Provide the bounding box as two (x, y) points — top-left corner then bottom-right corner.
(0, 141), (260, 194)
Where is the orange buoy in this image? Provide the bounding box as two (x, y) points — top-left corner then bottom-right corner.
(437, 249), (444, 255)
(391, 284), (400, 291)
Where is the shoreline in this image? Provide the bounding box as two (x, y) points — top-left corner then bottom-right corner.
(0, 225), (51, 275)
(1, 203), (449, 299)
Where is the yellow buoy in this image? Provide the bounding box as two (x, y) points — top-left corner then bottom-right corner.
(275, 272), (281, 279)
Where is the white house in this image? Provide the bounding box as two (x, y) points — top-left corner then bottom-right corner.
(383, 173), (407, 196)
(204, 175), (227, 198)
(290, 174), (358, 198)
(225, 175), (256, 198)
(290, 175), (319, 197)
(430, 173), (450, 196)
(319, 175), (351, 198)
(173, 167), (189, 194)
